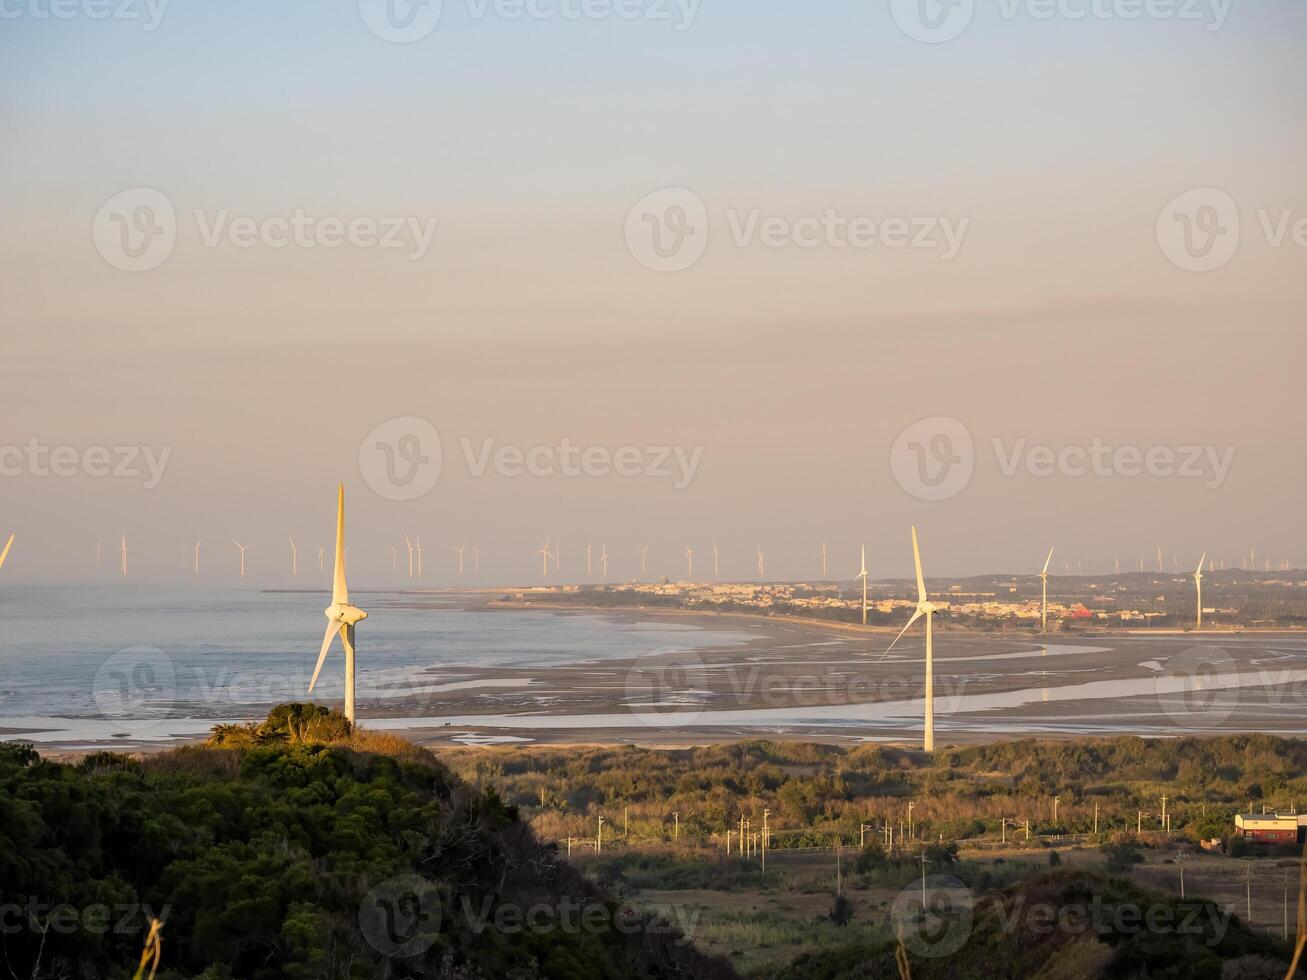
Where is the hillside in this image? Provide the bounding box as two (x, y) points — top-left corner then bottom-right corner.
(0, 705), (738, 980)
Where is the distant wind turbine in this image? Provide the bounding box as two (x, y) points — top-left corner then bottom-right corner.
(390, 544), (398, 572)
(120, 534), (128, 577)
(857, 544), (869, 626)
(474, 546), (480, 573)
(456, 545), (466, 576)
(638, 546), (648, 577)
(289, 536), (298, 577)
(1040, 547), (1054, 632)
(1194, 552), (1206, 629)
(308, 484), (368, 724)
(881, 526), (939, 752)
(685, 546), (694, 580)
(415, 536), (423, 577)
(756, 546), (765, 580)
(587, 542), (593, 578)
(536, 537), (553, 577)
(1156, 546), (1163, 572)
(713, 540), (720, 580)
(821, 540), (828, 578)
(404, 535), (414, 578)
(318, 545), (326, 574)
(232, 540), (252, 578)
(598, 544), (609, 579)
(194, 539), (202, 575)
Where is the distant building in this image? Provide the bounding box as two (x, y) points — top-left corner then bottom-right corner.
(1234, 812), (1307, 844)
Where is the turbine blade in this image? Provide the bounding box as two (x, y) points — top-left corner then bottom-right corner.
(1042, 547), (1054, 576)
(308, 622), (342, 692)
(880, 608), (925, 661)
(1196, 553), (1207, 576)
(333, 483), (348, 604)
(911, 526), (927, 603)
(0, 533), (13, 570)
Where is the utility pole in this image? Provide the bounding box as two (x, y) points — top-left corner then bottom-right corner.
(597, 816), (604, 855)
(1138, 810), (1146, 834)
(1024, 819), (1031, 842)
(836, 841), (842, 897)
(861, 823), (874, 848)
(1178, 851), (1185, 899)
(1160, 795), (1168, 829)
(1285, 870), (1290, 940)
(908, 802), (916, 841)
(624, 806), (629, 838)
(1094, 802), (1099, 836)
(567, 837), (573, 859)
(1246, 864), (1252, 923)
(673, 811), (679, 842)
(920, 850), (930, 909)
(1053, 796), (1060, 826)
(762, 810), (770, 873)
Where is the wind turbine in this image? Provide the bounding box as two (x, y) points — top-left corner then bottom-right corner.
(1156, 546), (1163, 572)
(1194, 552), (1207, 629)
(713, 540), (720, 580)
(289, 537), (298, 577)
(587, 542), (593, 578)
(308, 484), (367, 725)
(474, 546), (480, 573)
(120, 534), (128, 577)
(318, 546), (326, 574)
(881, 526), (939, 752)
(390, 544), (398, 572)
(685, 546), (694, 580)
(1040, 547), (1054, 632)
(456, 545), (466, 576)
(857, 544), (869, 626)
(536, 537), (553, 577)
(0, 533), (14, 572)
(403, 535), (414, 577)
(638, 546), (648, 577)
(193, 539), (201, 575)
(756, 546), (765, 580)
(232, 540), (252, 578)
(821, 540), (828, 579)
(415, 536), (423, 577)
(598, 544), (609, 579)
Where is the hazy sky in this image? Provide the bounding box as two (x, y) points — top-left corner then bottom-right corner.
(2, 0), (1304, 584)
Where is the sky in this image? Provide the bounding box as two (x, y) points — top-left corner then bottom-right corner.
(1, 0), (1304, 585)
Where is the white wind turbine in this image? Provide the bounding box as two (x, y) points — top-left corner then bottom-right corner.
(404, 535), (414, 578)
(289, 537), (298, 577)
(598, 544), (609, 579)
(685, 545), (694, 580)
(587, 542), (593, 578)
(456, 545), (466, 576)
(0, 533), (14, 573)
(713, 540), (720, 580)
(821, 540), (828, 579)
(1194, 552), (1207, 629)
(390, 544), (398, 573)
(638, 546), (648, 577)
(415, 536), (424, 577)
(755, 546), (765, 580)
(1040, 547), (1054, 632)
(120, 534), (128, 577)
(857, 544), (869, 626)
(536, 537), (553, 577)
(881, 526), (939, 752)
(308, 484), (368, 725)
(232, 540), (252, 578)
(193, 539), (202, 575)
(1156, 546), (1163, 572)
(474, 546), (480, 573)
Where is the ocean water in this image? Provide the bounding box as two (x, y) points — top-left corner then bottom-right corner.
(0, 585), (751, 729)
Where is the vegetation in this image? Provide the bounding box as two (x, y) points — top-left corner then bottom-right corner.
(447, 735), (1307, 850)
(0, 706), (736, 980)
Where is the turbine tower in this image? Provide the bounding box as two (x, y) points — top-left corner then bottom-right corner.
(857, 545), (869, 626)
(194, 540), (202, 575)
(120, 534), (128, 577)
(821, 540), (828, 579)
(415, 536), (423, 577)
(404, 535), (414, 578)
(0, 533), (14, 572)
(536, 537), (553, 577)
(308, 483), (368, 724)
(587, 542), (593, 577)
(882, 526), (939, 752)
(232, 540), (251, 578)
(1194, 552), (1207, 629)
(1040, 547), (1054, 632)
(713, 540), (720, 580)
(598, 544), (609, 579)
(756, 546), (765, 580)
(456, 545), (466, 575)
(685, 546), (694, 580)
(639, 546), (648, 577)
(390, 544), (398, 572)
(289, 537), (298, 577)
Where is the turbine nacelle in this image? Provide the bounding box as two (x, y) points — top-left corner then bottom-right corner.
(326, 602), (368, 628)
